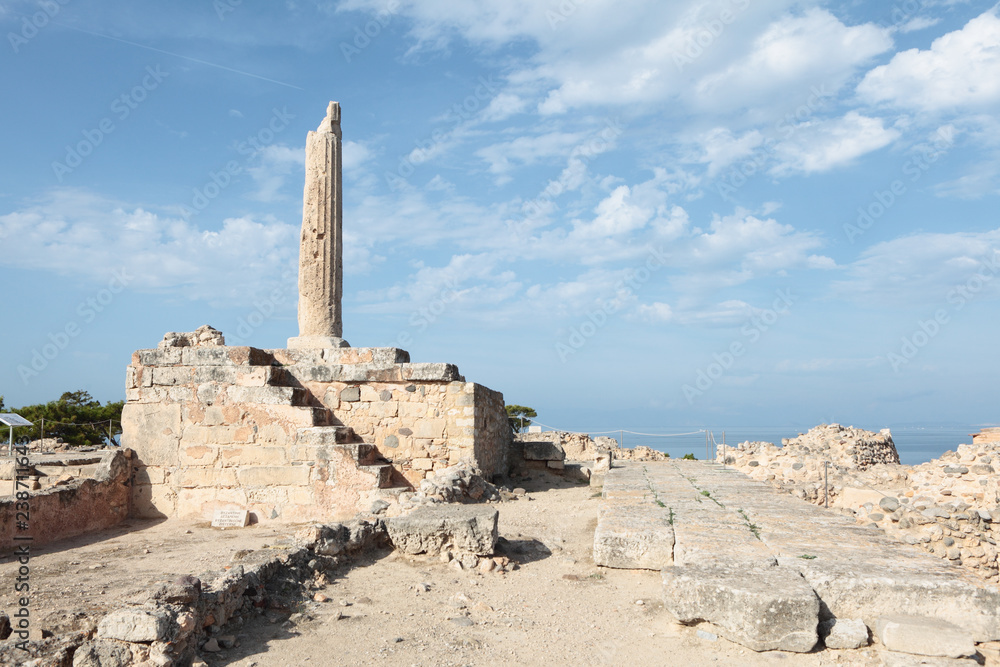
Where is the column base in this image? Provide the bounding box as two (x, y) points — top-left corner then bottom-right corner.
(287, 336), (351, 349)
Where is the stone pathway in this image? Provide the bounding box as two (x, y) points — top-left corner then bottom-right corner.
(595, 460), (1000, 657)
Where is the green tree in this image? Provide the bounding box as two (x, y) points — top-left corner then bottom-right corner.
(505, 404), (537, 433)
(0, 391), (124, 448)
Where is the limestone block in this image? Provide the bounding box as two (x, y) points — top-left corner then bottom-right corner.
(151, 366), (192, 386)
(180, 445), (219, 466)
(191, 366), (240, 384)
(131, 483), (175, 519)
(180, 347), (234, 366)
(341, 386), (361, 402)
(415, 419), (446, 439)
(819, 617), (869, 649)
(136, 348), (182, 366)
(227, 385), (297, 405)
(399, 402), (430, 418)
(662, 563), (820, 653)
(122, 403), (182, 467)
(372, 401), (399, 419)
(594, 504), (674, 570)
(413, 458), (435, 471)
(178, 468), (238, 488)
(98, 608), (174, 642)
(402, 363), (463, 381)
(72, 639), (136, 667)
(360, 385), (380, 402)
(523, 441), (565, 462)
(236, 466), (311, 487)
(218, 446), (289, 466)
(184, 425), (246, 446)
(789, 560), (1000, 642)
(874, 615), (975, 658)
(235, 366), (272, 386)
(386, 505), (498, 556)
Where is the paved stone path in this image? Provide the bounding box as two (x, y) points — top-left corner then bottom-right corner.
(594, 460), (1000, 654)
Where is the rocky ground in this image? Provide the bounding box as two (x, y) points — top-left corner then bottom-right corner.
(725, 424), (1000, 584)
(0, 470), (896, 666)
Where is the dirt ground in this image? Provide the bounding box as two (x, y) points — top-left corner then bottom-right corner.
(0, 471), (890, 666)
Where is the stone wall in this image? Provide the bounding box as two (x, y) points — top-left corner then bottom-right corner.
(0, 450), (131, 552)
(122, 345), (509, 524)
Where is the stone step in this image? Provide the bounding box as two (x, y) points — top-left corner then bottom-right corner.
(296, 426), (358, 446)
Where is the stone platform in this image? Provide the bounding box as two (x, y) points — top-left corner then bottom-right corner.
(595, 460), (1000, 655)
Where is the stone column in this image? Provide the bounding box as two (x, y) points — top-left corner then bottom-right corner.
(288, 101), (350, 349)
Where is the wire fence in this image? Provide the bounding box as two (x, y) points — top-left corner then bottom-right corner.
(527, 421), (711, 459)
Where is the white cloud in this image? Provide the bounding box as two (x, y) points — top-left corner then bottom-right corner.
(690, 128), (764, 177)
(476, 130), (586, 177)
(693, 9), (892, 111)
(772, 112), (901, 175)
(636, 301), (674, 322)
(858, 9), (1000, 111)
(898, 16), (941, 33)
(0, 189), (299, 305)
(247, 144), (303, 202)
(832, 228), (1000, 305)
(481, 93), (528, 121)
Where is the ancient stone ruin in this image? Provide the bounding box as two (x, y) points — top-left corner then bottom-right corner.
(121, 102), (510, 525)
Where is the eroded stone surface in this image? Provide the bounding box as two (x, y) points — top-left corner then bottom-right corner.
(292, 101), (345, 348)
(874, 615), (976, 659)
(386, 505), (498, 556)
(662, 562), (819, 653)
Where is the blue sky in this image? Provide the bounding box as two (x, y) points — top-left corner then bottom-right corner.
(1, 0), (999, 433)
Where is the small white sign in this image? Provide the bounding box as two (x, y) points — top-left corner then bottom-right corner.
(211, 509), (249, 529)
(527, 425), (542, 433)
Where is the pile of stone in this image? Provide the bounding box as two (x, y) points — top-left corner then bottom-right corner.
(384, 504), (507, 573)
(397, 461), (500, 511)
(158, 324), (225, 349)
(724, 425), (1000, 584)
(514, 431), (668, 463)
(722, 424), (900, 504)
(2, 519), (384, 667)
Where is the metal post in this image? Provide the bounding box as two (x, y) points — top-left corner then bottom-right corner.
(41, 417), (44, 447)
(108, 420), (113, 447)
(824, 461), (829, 508)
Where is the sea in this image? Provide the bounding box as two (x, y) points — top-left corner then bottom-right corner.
(562, 426), (988, 466)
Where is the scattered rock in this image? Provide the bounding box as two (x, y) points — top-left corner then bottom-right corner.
(874, 615), (975, 659)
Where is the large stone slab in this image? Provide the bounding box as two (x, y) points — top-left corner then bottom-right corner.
(593, 504), (673, 569)
(522, 441), (565, 462)
(874, 615), (976, 659)
(787, 559), (1000, 642)
(386, 505), (498, 556)
(97, 607), (174, 642)
(662, 562), (819, 653)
